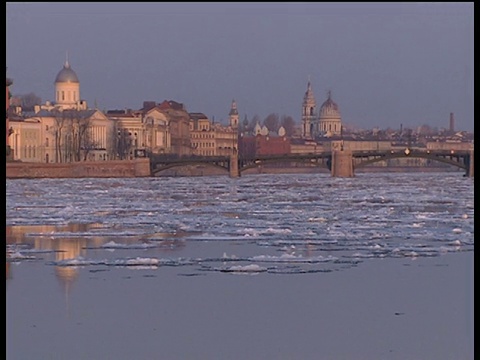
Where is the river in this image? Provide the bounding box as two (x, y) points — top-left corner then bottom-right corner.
(6, 172), (474, 360)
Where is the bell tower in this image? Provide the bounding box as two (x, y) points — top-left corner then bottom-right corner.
(302, 78), (316, 139)
(229, 99), (239, 128)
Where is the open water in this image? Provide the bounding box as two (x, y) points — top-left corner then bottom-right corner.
(6, 172), (474, 360)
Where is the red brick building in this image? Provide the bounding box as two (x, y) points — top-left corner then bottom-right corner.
(239, 134), (291, 157)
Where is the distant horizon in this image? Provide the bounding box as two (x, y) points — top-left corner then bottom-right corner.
(8, 83), (471, 133)
(7, 2), (473, 132)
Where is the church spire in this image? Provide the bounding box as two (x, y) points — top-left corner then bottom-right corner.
(229, 99), (238, 115)
(65, 50), (70, 68)
(229, 99), (239, 128)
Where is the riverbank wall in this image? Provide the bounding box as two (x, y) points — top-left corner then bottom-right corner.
(6, 158), (151, 179)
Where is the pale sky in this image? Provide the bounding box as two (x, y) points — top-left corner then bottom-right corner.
(6, 2), (474, 132)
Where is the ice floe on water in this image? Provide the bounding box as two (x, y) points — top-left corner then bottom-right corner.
(215, 264), (268, 274)
(6, 244), (60, 262)
(89, 241), (158, 250)
(6, 173), (474, 276)
(251, 253), (337, 263)
(6, 251), (37, 262)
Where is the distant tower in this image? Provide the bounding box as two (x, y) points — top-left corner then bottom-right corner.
(302, 78), (316, 138)
(229, 99), (239, 128)
(54, 53), (80, 110)
(449, 112), (455, 133)
(242, 114), (249, 133)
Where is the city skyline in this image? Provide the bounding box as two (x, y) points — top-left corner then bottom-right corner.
(6, 2), (474, 132)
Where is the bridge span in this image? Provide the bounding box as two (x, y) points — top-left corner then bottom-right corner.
(148, 148), (474, 178)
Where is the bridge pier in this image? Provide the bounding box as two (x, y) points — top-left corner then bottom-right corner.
(229, 152), (240, 178)
(331, 150), (354, 177)
(467, 149), (474, 177)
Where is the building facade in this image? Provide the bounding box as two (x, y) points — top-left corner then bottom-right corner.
(157, 100), (191, 156)
(189, 102), (238, 157)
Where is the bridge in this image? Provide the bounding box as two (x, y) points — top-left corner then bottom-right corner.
(148, 148), (474, 178)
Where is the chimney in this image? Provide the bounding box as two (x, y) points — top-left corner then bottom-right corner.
(449, 113), (455, 133)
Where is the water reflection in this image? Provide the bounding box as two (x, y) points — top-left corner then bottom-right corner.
(6, 223), (187, 292)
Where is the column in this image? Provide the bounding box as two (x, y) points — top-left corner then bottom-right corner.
(331, 150), (354, 177)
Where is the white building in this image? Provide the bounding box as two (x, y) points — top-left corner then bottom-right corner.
(301, 80), (343, 138)
(10, 59), (113, 162)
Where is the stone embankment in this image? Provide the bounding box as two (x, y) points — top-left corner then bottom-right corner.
(6, 158), (151, 179)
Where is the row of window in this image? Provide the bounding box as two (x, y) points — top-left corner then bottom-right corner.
(191, 133), (215, 139)
(196, 150), (215, 156)
(192, 142), (215, 148)
(192, 142), (236, 149)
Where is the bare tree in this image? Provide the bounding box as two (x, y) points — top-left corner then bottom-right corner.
(116, 128), (133, 160)
(52, 109), (67, 162)
(17, 92), (42, 112)
(249, 115), (261, 133)
(52, 110), (100, 162)
(280, 115), (296, 136)
(263, 113), (280, 132)
(81, 126), (102, 161)
(70, 111), (95, 161)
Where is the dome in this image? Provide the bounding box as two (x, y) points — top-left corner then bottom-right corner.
(319, 91), (340, 119)
(55, 61), (79, 83)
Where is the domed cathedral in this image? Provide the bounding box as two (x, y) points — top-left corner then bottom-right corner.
(54, 56), (87, 111)
(318, 90), (342, 137)
(301, 79), (343, 139)
(301, 79), (316, 139)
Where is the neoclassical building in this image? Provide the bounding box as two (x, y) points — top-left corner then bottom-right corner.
(301, 80), (343, 138)
(9, 59), (114, 162)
